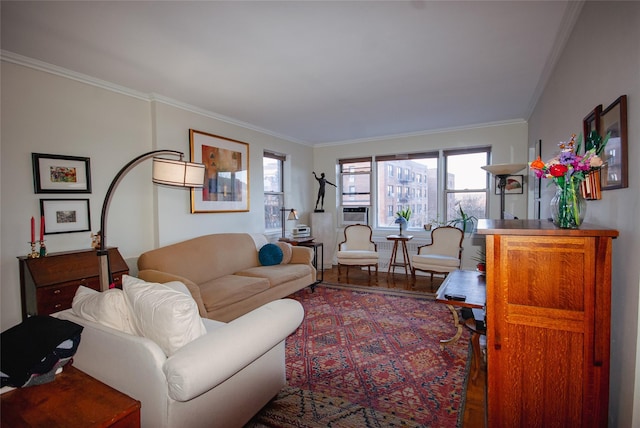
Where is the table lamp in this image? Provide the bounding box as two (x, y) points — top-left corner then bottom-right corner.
(481, 163), (527, 219)
(98, 150), (205, 291)
(279, 208), (298, 240)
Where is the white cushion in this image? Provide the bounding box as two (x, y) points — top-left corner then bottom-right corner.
(337, 250), (378, 260)
(275, 241), (293, 264)
(72, 286), (136, 334)
(122, 275), (207, 356)
(413, 254), (461, 267)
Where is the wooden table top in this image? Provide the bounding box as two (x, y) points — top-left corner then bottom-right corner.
(1, 365), (140, 427)
(435, 269), (486, 309)
(386, 234), (413, 241)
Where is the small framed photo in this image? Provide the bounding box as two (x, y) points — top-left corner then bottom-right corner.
(495, 175), (524, 195)
(40, 199), (91, 234)
(32, 153), (91, 193)
(600, 95), (628, 190)
(189, 129), (250, 213)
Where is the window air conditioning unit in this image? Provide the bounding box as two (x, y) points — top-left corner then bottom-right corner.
(340, 206), (369, 226)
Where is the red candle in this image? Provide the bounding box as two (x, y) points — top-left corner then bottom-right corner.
(40, 216), (45, 241)
(30, 216), (35, 242)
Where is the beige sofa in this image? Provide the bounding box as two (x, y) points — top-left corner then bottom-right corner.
(137, 233), (316, 321)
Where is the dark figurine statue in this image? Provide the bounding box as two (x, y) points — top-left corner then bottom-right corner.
(313, 171), (336, 211)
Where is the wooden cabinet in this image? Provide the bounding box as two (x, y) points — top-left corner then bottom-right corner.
(477, 219), (618, 428)
(18, 248), (128, 319)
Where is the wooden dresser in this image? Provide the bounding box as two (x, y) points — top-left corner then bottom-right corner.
(18, 248), (128, 319)
(477, 219), (618, 428)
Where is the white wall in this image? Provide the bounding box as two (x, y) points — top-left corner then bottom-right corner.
(527, 2), (640, 426)
(312, 121), (529, 268)
(0, 60), (314, 330)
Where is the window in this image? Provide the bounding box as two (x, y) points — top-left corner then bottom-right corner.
(342, 148), (490, 231)
(263, 151), (285, 231)
(375, 153), (438, 229)
(444, 148), (490, 223)
(339, 157), (371, 206)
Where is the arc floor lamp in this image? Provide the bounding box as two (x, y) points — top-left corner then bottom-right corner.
(98, 150), (205, 291)
(481, 163), (527, 220)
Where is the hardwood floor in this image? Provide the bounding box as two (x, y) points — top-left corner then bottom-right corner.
(321, 265), (486, 428)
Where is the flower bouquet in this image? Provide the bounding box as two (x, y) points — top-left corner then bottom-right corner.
(529, 133), (606, 229)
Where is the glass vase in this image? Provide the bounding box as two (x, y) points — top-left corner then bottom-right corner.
(550, 178), (586, 229)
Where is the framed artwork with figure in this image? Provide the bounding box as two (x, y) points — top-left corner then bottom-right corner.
(189, 129), (250, 213)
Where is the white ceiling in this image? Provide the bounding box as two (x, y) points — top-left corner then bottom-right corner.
(1, 1), (581, 145)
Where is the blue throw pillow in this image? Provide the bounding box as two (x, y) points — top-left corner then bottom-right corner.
(259, 243), (283, 266)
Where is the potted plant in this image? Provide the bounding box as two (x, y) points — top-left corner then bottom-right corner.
(472, 247), (486, 273)
(448, 203), (477, 234)
(395, 207), (411, 235)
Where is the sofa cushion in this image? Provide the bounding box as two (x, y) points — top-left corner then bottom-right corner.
(258, 243), (283, 266)
(72, 286), (136, 334)
(199, 275), (270, 314)
(275, 242), (293, 264)
(235, 264), (312, 287)
(122, 275), (207, 356)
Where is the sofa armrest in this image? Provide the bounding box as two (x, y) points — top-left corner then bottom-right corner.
(163, 298), (304, 402)
(290, 246), (313, 265)
(137, 269), (207, 317)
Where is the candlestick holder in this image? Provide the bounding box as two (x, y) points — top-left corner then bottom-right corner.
(39, 240), (47, 257)
(28, 241), (40, 258)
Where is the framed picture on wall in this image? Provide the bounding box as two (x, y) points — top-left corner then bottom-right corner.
(40, 199), (91, 234)
(189, 129), (250, 213)
(495, 175), (524, 195)
(600, 95), (628, 190)
(32, 153), (91, 193)
(582, 104), (602, 140)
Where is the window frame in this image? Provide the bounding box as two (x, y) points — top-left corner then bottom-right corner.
(263, 151), (286, 233)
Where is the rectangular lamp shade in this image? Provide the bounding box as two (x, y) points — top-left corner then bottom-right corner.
(152, 158), (205, 187)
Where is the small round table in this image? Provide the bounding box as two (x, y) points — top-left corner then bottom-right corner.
(386, 234), (413, 276)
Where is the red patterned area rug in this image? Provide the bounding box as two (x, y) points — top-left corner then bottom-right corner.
(246, 283), (471, 428)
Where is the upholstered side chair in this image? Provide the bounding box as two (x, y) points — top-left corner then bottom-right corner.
(337, 224), (379, 279)
(412, 226), (464, 281)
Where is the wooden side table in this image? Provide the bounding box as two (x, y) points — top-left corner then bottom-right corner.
(299, 241), (324, 289)
(1, 365), (141, 427)
(386, 234), (413, 276)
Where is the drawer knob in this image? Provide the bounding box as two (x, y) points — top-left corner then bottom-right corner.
(53, 289), (61, 294)
(54, 304), (62, 309)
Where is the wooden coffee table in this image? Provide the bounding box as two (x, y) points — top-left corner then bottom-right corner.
(435, 269), (486, 349)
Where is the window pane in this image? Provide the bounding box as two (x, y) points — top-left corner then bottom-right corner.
(264, 194), (283, 230)
(446, 192), (486, 224)
(263, 157), (282, 192)
(340, 160), (371, 206)
(376, 157), (437, 228)
(446, 152), (487, 190)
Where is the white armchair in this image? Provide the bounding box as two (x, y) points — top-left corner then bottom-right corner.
(412, 226), (464, 281)
(55, 298), (304, 428)
(337, 224), (379, 279)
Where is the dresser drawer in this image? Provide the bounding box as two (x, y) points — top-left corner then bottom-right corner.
(36, 278), (100, 315)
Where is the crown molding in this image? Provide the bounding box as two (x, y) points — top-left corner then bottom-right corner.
(315, 119), (528, 148)
(1, 50), (309, 146)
